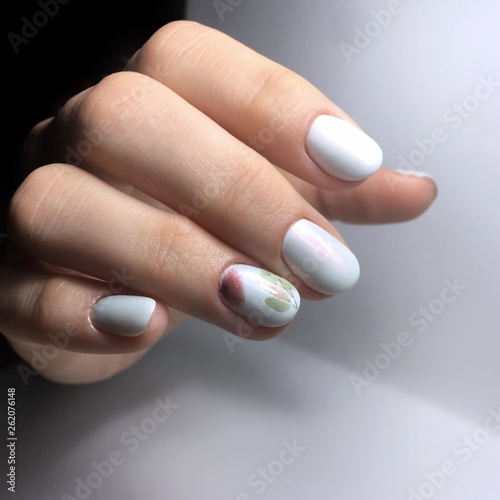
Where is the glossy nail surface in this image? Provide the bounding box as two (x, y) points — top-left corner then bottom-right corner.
(219, 265), (300, 328)
(307, 115), (383, 181)
(93, 295), (156, 337)
(282, 219), (360, 295)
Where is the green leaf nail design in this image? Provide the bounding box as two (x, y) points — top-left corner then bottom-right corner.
(265, 297), (292, 312)
(259, 270), (299, 311)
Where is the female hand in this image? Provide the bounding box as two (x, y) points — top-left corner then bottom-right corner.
(0, 21), (436, 384)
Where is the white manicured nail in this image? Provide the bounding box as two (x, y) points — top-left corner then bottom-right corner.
(306, 115), (383, 181)
(282, 220), (360, 295)
(93, 296), (156, 337)
(219, 265), (300, 328)
(394, 169), (435, 181)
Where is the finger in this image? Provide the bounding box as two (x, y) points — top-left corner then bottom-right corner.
(314, 168), (438, 224)
(127, 21), (383, 188)
(8, 338), (152, 384)
(40, 72), (362, 298)
(9, 164), (303, 338)
(0, 260), (168, 354)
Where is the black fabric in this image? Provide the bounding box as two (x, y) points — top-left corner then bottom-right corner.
(1, 0), (187, 369)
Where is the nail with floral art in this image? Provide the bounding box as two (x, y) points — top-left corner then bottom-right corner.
(219, 264), (300, 328)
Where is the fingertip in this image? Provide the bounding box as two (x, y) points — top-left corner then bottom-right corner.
(393, 169), (438, 194)
(391, 169), (439, 217)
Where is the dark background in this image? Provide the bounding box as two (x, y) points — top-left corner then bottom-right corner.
(4, 0), (186, 224)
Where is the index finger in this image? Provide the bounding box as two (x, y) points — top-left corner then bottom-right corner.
(127, 21), (383, 188)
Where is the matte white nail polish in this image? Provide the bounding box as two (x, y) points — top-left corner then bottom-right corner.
(219, 265), (300, 328)
(93, 296), (156, 337)
(307, 115), (383, 181)
(282, 219), (360, 295)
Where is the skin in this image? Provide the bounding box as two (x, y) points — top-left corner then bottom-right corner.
(0, 22), (437, 384)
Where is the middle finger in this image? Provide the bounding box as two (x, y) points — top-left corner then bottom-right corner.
(48, 71), (360, 297)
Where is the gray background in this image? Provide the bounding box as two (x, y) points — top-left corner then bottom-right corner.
(2, 0), (499, 499)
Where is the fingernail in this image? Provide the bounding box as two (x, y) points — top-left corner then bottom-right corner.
(282, 219), (360, 295)
(219, 264), (300, 328)
(394, 169), (438, 198)
(394, 168), (435, 181)
(93, 295), (156, 337)
(306, 115), (383, 181)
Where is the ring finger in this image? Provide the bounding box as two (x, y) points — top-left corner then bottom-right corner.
(10, 164), (302, 338)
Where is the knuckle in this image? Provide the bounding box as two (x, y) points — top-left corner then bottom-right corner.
(75, 72), (156, 126)
(31, 276), (68, 335)
(135, 20), (213, 73)
(247, 65), (298, 112)
(52, 72), (161, 163)
(22, 118), (54, 169)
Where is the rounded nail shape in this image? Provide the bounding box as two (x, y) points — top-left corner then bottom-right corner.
(93, 295), (156, 337)
(282, 219), (360, 295)
(307, 115), (383, 181)
(219, 265), (300, 328)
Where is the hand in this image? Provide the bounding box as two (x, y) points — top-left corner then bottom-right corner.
(0, 21), (436, 384)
